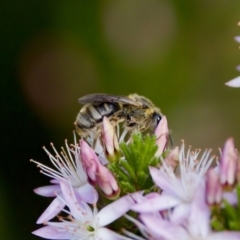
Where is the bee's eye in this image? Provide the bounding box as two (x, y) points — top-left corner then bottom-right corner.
(151, 113), (162, 130)
(154, 113), (162, 124)
(156, 115), (161, 124)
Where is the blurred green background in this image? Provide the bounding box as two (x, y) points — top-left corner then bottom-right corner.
(1, 1), (240, 239)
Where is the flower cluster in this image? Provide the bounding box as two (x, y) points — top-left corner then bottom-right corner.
(32, 116), (240, 240)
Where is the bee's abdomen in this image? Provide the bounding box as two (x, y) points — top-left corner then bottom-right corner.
(76, 103), (121, 130)
(94, 103), (120, 118)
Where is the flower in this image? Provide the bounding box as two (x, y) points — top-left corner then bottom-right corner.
(127, 181), (240, 240)
(225, 76), (240, 87)
(80, 139), (120, 199)
(219, 138), (238, 187)
(31, 137), (98, 224)
(101, 117), (120, 161)
(154, 116), (169, 158)
(206, 168), (222, 205)
(225, 36), (240, 87)
(205, 138), (239, 206)
(32, 107), (240, 239)
(131, 141), (215, 224)
(33, 180), (141, 240)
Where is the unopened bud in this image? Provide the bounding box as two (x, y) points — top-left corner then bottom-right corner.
(219, 138), (238, 188)
(206, 168), (222, 206)
(101, 117), (120, 162)
(154, 116), (169, 157)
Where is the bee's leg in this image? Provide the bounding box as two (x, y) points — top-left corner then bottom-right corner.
(169, 134), (174, 147)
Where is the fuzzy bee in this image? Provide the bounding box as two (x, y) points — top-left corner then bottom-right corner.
(75, 93), (163, 137)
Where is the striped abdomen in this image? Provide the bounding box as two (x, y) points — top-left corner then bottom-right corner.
(75, 102), (121, 135)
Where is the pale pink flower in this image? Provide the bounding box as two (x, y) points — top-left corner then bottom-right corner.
(80, 139), (99, 184)
(225, 76), (240, 87)
(101, 117), (120, 161)
(219, 138), (238, 186)
(184, 180), (240, 240)
(80, 139), (120, 198)
(128, 181), (240, 240)
(31, 137), (98, 224)
(33, 180), (140, 240)
(206, 168), (222, 205)
(206, 138), (239, 205)
(154, 116), (169, 157)
(132, 142), (214, 224)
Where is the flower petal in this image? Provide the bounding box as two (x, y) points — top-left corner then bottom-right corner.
(74, 182), (98, 204)
(36, 196), (65, 224)
(131, 193), (181, 213)
(34, 185), (60, 197)
(50, 179), (60, 184)
(141, 214), (191, 240)
(225, 76), (240, 87)
(32, 226), (72, 239)
(206, 232), (240, 240)
(59, 180), (92, 222)
(96, 228), (129, 240)
(223, 191), (237, 205)
(187, 180), (210, 238)
(170, 203), (191, 225)
(97, 192), (143, 227)
(150, 167), (182, 198)
(234, 36), (240, 43)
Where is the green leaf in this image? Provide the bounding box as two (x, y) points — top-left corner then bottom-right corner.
(108, 133), (160, 195)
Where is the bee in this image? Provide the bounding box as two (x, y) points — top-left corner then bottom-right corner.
(75, 93), (163, 137)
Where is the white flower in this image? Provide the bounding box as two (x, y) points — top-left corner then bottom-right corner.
(132, 141), (215, 224)
(225, 76), (240, 87)
(33, 180), (140, 240)
(31, 135), (98, 224)
(127, 181), (240, 240)
(225, 36), (240, 87)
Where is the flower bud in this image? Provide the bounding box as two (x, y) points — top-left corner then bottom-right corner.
(80, 139), (99, 184)
(101, 117), (120, 162)
(154, 116), (169, 157)
(80, 139), (120, 198)
(206, 168), (222, 206)
(219, 138), (238, 188)
(95, 163), (120, 199)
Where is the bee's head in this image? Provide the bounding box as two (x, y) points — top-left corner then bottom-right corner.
(150, 112), (162, 131)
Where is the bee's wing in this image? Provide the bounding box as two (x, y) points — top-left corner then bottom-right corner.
(78, 93), (140, 106)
